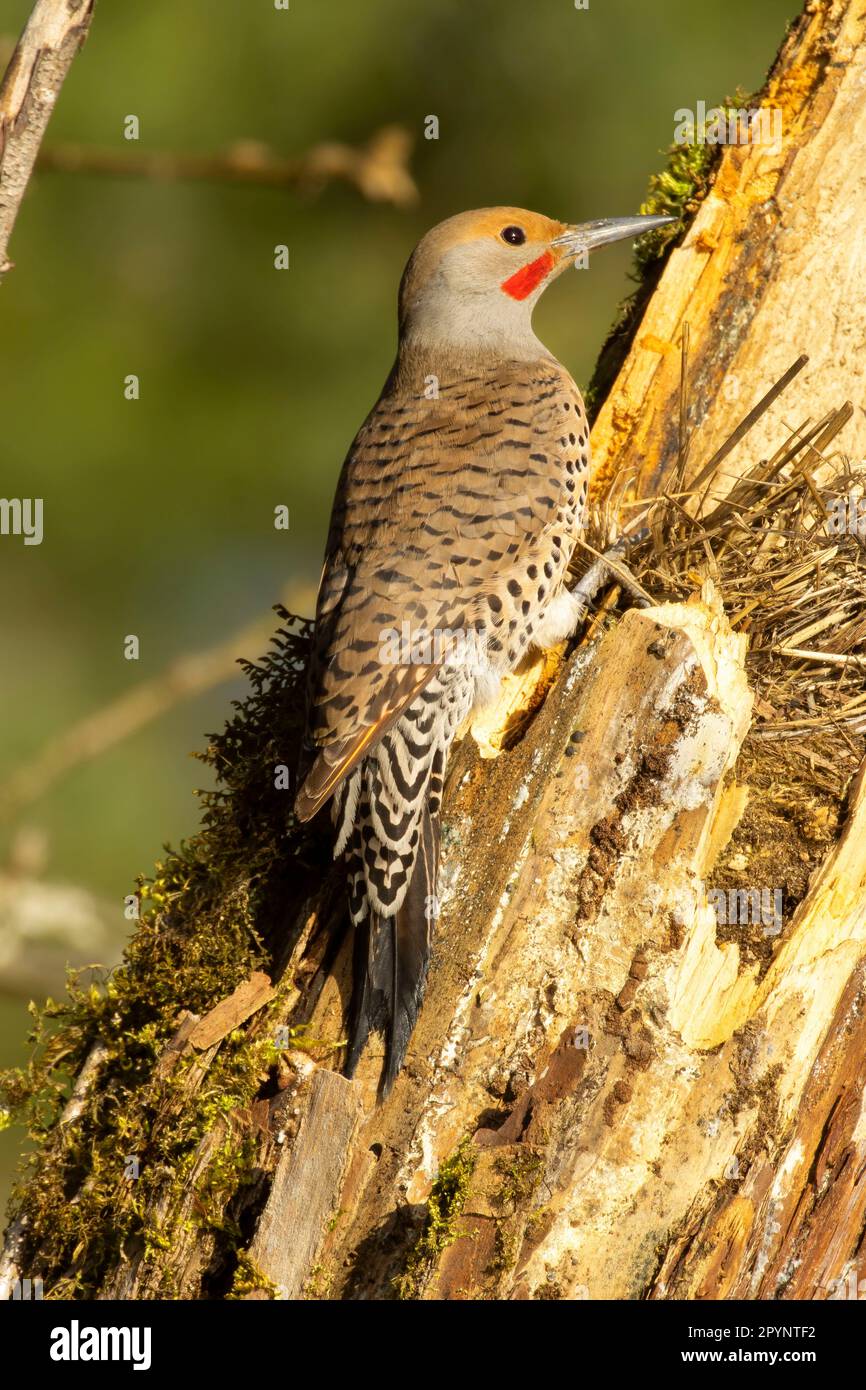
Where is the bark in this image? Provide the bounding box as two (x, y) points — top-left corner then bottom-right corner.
(34, 127), (419, 206)
(301, 0), (866, 1301)
(590, 0), (866, 499)
(0, 0), (95, 275)
(3, 0), (866, 1303)
(0, 4), (413, 285)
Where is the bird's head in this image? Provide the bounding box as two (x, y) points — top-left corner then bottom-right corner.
(397, 206), (675, 357)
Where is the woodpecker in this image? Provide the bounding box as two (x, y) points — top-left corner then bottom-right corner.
(295, 207), (673, 1093)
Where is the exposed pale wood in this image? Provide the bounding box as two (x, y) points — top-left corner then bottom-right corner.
(186, 972), (275, 1051)
(589, 0), (866, 503)
(4, 0), (866, 1306)
(246, 1070), (363, 1300)
(0, 1217), (28, 1301)
(650, 953), (866, 1300)
(58, 1040), (109, 1126)
(313, 583), (762, 1299)
(469, 646), (562, 758)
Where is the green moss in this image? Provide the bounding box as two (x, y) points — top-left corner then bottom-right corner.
(304, 1262), (333, 1299)
(489, 1225), (520, 1279)
(494, 1147), (543, 1211)
(228, 1251), (281, 1300)
(484, 1147), (544, 1282)
(0, 610), (335, 1298)
(395, 1138), (476, 1299)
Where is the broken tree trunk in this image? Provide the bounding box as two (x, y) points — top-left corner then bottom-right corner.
(3, 0), (866, 1302)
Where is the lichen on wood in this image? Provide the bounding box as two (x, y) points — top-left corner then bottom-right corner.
(3, 0), (866, 1306)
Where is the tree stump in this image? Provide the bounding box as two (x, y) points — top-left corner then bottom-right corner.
(2, 0), (865, 1303)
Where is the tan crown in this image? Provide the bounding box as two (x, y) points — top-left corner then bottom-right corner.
(397, 207), (569, 354)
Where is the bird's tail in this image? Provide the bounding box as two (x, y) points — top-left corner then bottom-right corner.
(344, 800), (439, 1095)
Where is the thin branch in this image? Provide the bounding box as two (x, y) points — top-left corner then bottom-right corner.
(36, 125), (419, 206)
(770, 646), (866, 669)
(0, 587), (311, 821)
(0, 0), (95, 276)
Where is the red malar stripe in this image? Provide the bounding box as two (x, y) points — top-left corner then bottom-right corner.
(501, 250), (555, 301)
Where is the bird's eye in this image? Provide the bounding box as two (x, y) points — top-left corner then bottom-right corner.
(501, 225), (526, 246)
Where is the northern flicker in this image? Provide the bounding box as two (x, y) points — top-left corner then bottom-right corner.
(295, 206), (673, 1093)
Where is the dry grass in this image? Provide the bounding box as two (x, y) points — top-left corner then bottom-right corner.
(586, 352), (866, 803)
(572, 352), (866, 939)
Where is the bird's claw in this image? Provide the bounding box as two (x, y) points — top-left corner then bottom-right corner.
(572, 534), (651, 615)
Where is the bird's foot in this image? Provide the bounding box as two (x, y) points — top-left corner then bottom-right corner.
(571, 531), (652, 615)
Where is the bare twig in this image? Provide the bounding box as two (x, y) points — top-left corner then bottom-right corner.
(0, 584), (314, 821)
(0, 0), (95, 276)
(36, 125), (419, 206)
(59, 1041), (110, 1127)
(771, 646), (866, 669)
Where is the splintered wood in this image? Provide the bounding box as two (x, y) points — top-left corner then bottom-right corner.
(246, 1071), (363, 1299)
(310, 584), (771, 1298)
(5, 0), (866, 1306)
(589, 0), (866, 503)
(185, 972), (275, 1050)
(290, 0), (866, 1300)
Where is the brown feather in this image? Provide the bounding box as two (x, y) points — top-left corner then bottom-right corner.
(294, 662), (437, 821)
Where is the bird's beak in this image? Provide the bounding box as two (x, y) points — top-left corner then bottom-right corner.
(551, 214), (677, 258)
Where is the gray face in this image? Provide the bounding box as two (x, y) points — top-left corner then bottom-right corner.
(401, 236), (564, 359)
(397, 210), (676, 359)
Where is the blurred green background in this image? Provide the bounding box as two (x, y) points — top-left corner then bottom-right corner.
(0, 0), (798, 1210)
